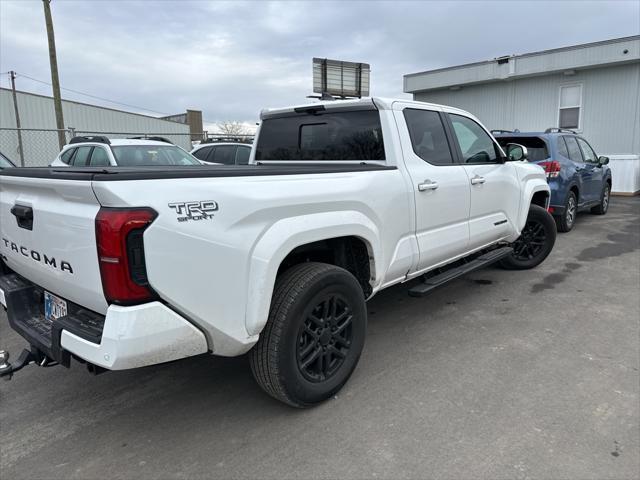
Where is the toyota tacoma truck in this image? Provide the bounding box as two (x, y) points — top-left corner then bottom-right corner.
(0, 98), (555, 407)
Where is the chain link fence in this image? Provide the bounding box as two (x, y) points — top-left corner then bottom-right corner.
(0, 128), (255, 167)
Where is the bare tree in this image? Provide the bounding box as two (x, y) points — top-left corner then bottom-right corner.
(217, 121), (249, 136)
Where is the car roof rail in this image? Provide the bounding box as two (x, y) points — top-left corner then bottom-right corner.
(69, 135), (111, 145)
(203, 136), (247, 143)
(544, 128), (576, 134)
(490, 129), (514, 135)
(127, 135), (173, 144)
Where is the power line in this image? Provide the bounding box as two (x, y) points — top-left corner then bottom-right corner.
(5, 71), (224, 125)
(10, 72), (172, 117)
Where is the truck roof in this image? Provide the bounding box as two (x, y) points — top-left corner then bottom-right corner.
(260, 97), (473, 120)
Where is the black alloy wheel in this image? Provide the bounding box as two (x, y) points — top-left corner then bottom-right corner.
(499, 204), (557, 270)
(297, 294), (353, 383)
(512, 219), (547, 262)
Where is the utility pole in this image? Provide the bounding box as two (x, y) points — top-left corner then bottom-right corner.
(43, 0), (66, 149)
(9, 71), (25, 167)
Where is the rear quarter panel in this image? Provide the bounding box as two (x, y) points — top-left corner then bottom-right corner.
(91, 168), (414, 355)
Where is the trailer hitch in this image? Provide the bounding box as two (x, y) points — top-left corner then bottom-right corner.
(0, 349), (54, 380)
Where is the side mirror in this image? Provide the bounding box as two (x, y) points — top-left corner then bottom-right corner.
(506, 143), (528, 162)
(598, 156), (609, 165)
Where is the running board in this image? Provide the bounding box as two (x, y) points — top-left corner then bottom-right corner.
(408, 247), (513, 297)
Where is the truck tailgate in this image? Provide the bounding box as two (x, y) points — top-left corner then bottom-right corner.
(0, 175), (107, 314)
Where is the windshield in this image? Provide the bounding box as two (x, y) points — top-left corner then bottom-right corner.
(495, 136), (550, 162)
(111, 145), (201, 166)
(255, 110), (385, 161)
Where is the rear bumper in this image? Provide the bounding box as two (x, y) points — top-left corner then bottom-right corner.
(0, 273), (208, 370)
(546, 180), (566, 215)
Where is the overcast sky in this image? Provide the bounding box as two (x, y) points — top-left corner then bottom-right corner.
(1, 0), (639, 129)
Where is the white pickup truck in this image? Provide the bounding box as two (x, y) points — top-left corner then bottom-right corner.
(0, 98), (555, 407)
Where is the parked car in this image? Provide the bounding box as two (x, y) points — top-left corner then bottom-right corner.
(494, 128), (612, 232)
(0, 98), (555, 407)
(0, 151), (16, 170)
(191, 142), (252, 165)
(50, 136), (201, 167)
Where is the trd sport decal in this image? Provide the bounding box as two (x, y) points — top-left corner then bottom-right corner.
(168, 201), (218, 222)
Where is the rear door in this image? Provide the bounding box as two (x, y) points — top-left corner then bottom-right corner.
(0, 174), (107, 314)
(563, 136), (593, 203)
(576, 137), (604, 201)
(394, 104), (470, 271)
(446, 113), (521, 249)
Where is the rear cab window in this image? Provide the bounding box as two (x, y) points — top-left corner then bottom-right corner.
(255, 109), (385, 161)
(495, 136), (550, 162)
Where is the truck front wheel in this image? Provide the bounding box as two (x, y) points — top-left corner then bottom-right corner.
(499, 204), (557, 270)
(250, 262), (367, 407)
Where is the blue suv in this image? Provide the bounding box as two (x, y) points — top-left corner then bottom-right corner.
(494, 129), (612, 232)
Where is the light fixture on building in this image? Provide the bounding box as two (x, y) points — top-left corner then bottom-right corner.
(563, 70), (576, 76)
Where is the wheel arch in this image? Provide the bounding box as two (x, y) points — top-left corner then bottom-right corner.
(244, 212), (381, 337)
(518, 179), (550, 232)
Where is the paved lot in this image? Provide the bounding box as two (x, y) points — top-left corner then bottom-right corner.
(1, 197), (638, 480)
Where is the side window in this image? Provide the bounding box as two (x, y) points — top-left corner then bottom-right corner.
(235, 146), (251, 165)
(557, 137), (570, 158)
(564, 136), (584, 163)
(576, 138), (597, 163)
(71, 146), (92, 166)
(449, 114), (500, 164)
(89, 147), (111, 166)
(403, 109), (454, 165)
(212, 145), (236, 165)
(192, 146), (211, 161)
(558, 84), (582, 129)
(60, 148), (76, 164)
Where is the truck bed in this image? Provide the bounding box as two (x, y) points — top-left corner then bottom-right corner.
(0, 164), (396, 181)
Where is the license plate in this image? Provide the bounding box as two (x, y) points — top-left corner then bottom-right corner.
(44, 291), (67, 322)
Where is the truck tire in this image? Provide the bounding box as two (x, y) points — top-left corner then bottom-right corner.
(590, 182), (610, 215)
(250, 262), (367, 408)
(499, 204), (556, 270)
(555, 191), (577, 232)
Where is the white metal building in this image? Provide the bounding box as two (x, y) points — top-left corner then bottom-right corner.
(0, 88), (193, 166)
(404, 36), (640, 194)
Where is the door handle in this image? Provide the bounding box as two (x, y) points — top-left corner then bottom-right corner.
(470, 175), (486, 185)
(418, 180), (439, 191)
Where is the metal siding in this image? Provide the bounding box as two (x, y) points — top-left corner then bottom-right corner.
(405, 36), (640, 92)
(1, 89), (191, 149)
(414, 63), (640, 156)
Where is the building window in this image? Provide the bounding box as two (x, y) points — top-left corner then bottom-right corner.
(558, 84), (582, 130)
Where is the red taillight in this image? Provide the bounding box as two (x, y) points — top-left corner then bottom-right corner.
(548, 206), (555, 213)
(95, 207), (157, 305)
(539, 161), (561, 179)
